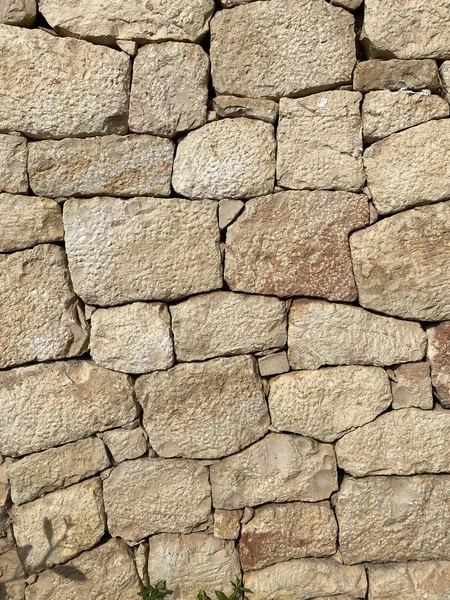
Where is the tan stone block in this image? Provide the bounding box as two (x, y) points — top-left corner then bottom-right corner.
(218, 199), (244, 229)
(213, 510), (242, 541)
(389, 362), (433, 409)
(213, 96), (278, 124)
(258, 352), (289, 377)
(0, 550), (26, 600)
(428, 322), (450, 407)
(102, 428), (148, 464)
(367, 561), (450, 600)
(0, 134), (27, 193)
(0, 0), (35, 26)
(353, 59), (441, 93)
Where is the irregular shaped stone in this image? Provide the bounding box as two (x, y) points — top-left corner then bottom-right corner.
(0, 460), (10, 538)
(269, 366), (391, 442)
(210, 0), (356, 99)
(440, 62), (450, 103)
(210, 433), (337, 509)
(219, 0), (259, 6)
(103, 458), (211, 541)
(0, 26), (130, 139)
(12, 478), (105, 572)
(225, 190), (368, 299)
(363, 90), (448, 142)
(136, 355), (269, 459)
(28, 135), (174, 198)
(147, 534), (240, 600)
(350, 201), (450, 320)
(0, 134), (27, 193)
(63, 197), (221, 306)
(218, 199), (244, 229)
(213, 96), (278, 124)
(331, 0), (362, 9)
(0, 194), (63, 252)
(428, 322), (450, 407)
(288, 299), (427, 370)
(354, 59), (441, 93)
(0, 360), (137, 457)
(239, 502), (337, 571)
(213, 510), (242, 541)
(0, 550), (26, 600)
(7, 437), (110, 505)
(25, 538), (141, 600)
(277, 92), (364, 192)
(116, 39), (137, 56)
(244, 558), (367, 600)
(91, 302), (174, 374)
(129, 42), (209, 137)
(362, 0), (450, 59)
(172, 118), (275, 200)
(0, 245), (88, 369)
(367, 561), (450, 600)
(336, 475), (450, 563)
(102, 428), (148, 463)
(171, 292), (286, 361)
(39, 0), (214, 44)
(258, 352), (290, 377)
(364, 120), (450, 214)
(389, 362), (433, 409)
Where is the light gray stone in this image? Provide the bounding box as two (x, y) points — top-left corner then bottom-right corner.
(389, 362), (433, 409)
(367, 561), (450, 600)
(102, 428), (148, 463)
(258, 352), (290, 377)
(428, 322), (450, 407)
(354, 59), (441, 93)
(213, 96), (278, 124)
(0, 134), (27, 193)
(0, 0), (35, 26)
(0, 550), (26, 600)
(116, 39), (137, 56)
(218, 199), (244, 229)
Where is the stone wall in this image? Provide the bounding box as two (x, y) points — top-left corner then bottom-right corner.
(1, 0), (450, 599)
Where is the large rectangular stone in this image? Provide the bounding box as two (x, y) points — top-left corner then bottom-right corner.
(0, 133), (28, 193)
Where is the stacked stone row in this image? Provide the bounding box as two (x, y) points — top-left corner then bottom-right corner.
(2, 0), (450, 599)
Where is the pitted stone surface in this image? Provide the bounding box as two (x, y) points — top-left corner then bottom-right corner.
(367, 561), (450, 600)
(389, 362), (433, 409)
(428, 322), (450, 407)
(0, 134), (27, 193)
(102, 427), (148, 463)
(0, 0), (35, 25)
(353, 59), (441, 93)
(213, 510), (242, 541)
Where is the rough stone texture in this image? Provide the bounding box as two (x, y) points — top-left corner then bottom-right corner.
(39, 0), (214, 44)
(362, 0), (450, 60)
(0, 134), (27, 193)
(213, 510), (242, 541)
(350, 201), (450, 321)
(440, 62), (450, 103)
(0, 245), (88, 369)
(239, 502), (337, 571)
(389, 362), (433, 409)
(269, 366), (391, 442)
(103, 458), (211, 541)
(0, 461), (10, 538)
(172, 118), (275, 200)
(136, 355), (269, 459)
(277, 92), (365, 192)
(367, 561), (450, 600)
(91, 302), (174, 374)
(213, 96), (278, 124)
(210, 0), (356, 99)
(63, 197), (221, 306)
(28, 135), (174, 198)
(331, 0), (362, 9)
(288, 299), (427, 370)
(7, 437), (110, 505)
(171, 292), (286, 361)
(0, 360), (137, 457)
(353, 59), (441, 92)
(0, 194), (63, 252)
(362, 90), (448, 142)
(364, 120), (450, 215)
(336, 475), (450, 564)
(147, 534), (240, 600)
(0, 550), (26, 600)
(129, 43), (209, 137)
(218, 199), (244, 229)
(428, 322), (450, 407)
(102, 428), (148, 463)
(210, 433), (337, 509)
(11, 478), (105, 572)
(258, 352), (290, 377)
(0, 26), (130, 139)
(117, 39), (137, 56)
(0, 0), (35, 26)
(25, 539), (141, 600)
(225, 190), (368, 299)
(244, 558), (367, 600)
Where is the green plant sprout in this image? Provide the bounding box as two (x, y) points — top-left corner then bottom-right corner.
(139, 580), (174, 600)
(140, 578), (252, 600)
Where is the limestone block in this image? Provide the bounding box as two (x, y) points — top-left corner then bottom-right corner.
(354, 59), (441, 93)
(258, 352), (290, 377)
(0, 551), (26, 600)
(213, 510), (242, 541)
(102, 428), (148, 463)
(218, 199), (244, 229)
(389, 362), (433, 409)
(213, 96), (278, 124)
(367, 561), (450, 600)
(428, 322), (450, 407)
(0, 0), (35, 26)
(0, 134), (28, 193)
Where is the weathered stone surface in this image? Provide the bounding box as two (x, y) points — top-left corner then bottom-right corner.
(354, 59), (441, 93)
(363, 90), (448, 142)
(244, 558), (367, 600)
(136, 355), (269, 459)
(147, 534), (240, 600)
(277, 92), (364, 192)
(0, 134), (27, 193)
(0, 26), (130, 139)
(91, 302), (174, 374)
(0, 194), (63, 252)
(428, 322), (450, 407)
(362, 0), (450, 59)
(389, 362), (433, 409)
(171, 292), (286, 361)
(213, 96), (278, 124)
(0, 360), (137, 457)
(350, 201), (450, 321)
(25, 539), (141, 600)
(336, 475), (450, 564)
(0, 550), (26, 600)
(129, 42), (208, 137)
(440, 62), (450, 103)
(117, 39), (137, 56)
(28, 135), (174, 198)
(218, 199), (244, 229)
(269, 366), (391, 442)
(239, 502), (337, 571)
(0, 460), (10, 538)
(63, 197), (221, 305)
(225, 191), (368, 299)
(367, 561), (450, 600)
(258, 352), (290, 377)
(102, 427), (148, 463)
(331, 0), (362, 9)
(210, 0), (356, 99)
(12, 478), (105, 572)
(7, 437), (110, 505)
(39, 0), (214, 44)
(288, 299), (427, 370)
(210, 433), (337, 509)
(103, 458), (211, 541)
(172, 118), (275, 200)
(0, 245), (88, 369)
(213, 510), (242, 541)
(219, 0), (257, 6)
(0, 0), (35, 26)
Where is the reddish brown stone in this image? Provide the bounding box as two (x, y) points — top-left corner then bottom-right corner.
(428, 322), (450, 407)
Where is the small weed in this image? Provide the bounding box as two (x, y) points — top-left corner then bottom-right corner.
(141, 579), (252, 600)
(139, 580), (174, 600)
